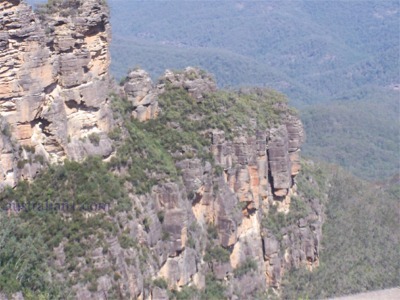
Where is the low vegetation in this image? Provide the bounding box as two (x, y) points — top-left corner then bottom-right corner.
(282, 161), (400, 298)
(0, 156), (127, 297)
(0, 80), (290, 297)
(35, 0), (82, 18)
(302, 95), (400, 180)
(233, 258), (258, 278)
(109, 83), (288, 194)
(0, 57), (397, 298)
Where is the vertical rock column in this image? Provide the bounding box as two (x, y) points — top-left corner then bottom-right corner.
(0, 0), (114, 187)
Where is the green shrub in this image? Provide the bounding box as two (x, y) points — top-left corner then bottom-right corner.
(35, 0), (82, 19)
(23, 145), (36, 153)
(108, 127), (122, 140)
(1, 124), (11, 137)
(17, 159), (28, 169)
(157, 211), (165, 223)
(143, 217), (151, 232)
(262, 205), (287, 238)
(170, 285), (200, 300)
(207, 224), (218, 240)
(34, 154), (45, 165)
(88, 281), (98, 292)
(88, 133), (100, 146)
(233, 258), (257, 278)
(204, 246), (230, 263)
(161, 230), (170, 241)
(118, 234), (137, 249)
(200, 274), (226, 300)
(187, 236), (196, 248)
(153, 278), (168, 289)
(286, 196), (310, 223)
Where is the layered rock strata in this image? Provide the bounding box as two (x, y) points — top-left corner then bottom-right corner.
(158, 67), (217, 101)
(41, 69), (323, 299)
(0, 1), (323, 297)
(0, 0), (113, 187)
(175, 117), (321, 293)
(122, 66), (217, 122)
(113, 70), (322, 298)
(123, 69), (159, 121)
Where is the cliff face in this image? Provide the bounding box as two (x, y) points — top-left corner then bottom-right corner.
(101, 69), (323, 299)
(169, 72), (321, 294)
(0, 2), (323, 298)
(0, 0), (113, 188)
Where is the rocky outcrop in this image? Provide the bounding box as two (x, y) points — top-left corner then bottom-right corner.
(114, 69), (318, 297)
(123, 69), (159, 121)
(0, 3), (322, 297)
(268, 115), (305, 197)
(159, 67), (217, 101)
(175, 114), (319, 294)
(0, 0), (113, 187)
(122, 66), (217, 122)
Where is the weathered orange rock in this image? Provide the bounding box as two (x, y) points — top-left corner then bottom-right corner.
(0, 0), (114, 187)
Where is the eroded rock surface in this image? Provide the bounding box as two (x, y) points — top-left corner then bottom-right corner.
(174, 113), (320, 295)
(0, 3), (322, 299)
(65, 69), (320, 299)
(123, 68), (159, 121)
(0, 0), (113, 187)
(121, 66), (217, 122)
(159, 67), (217, 101)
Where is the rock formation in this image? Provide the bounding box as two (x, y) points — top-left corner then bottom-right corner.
(169, 75), (321, 294)
(159, 67), (217, 101)
(111, 69), (323, 298)
(123, 68), (159, 121)
(122, 66), (217, 122)
(0, 2), (324, 299)
(0, 0), (113, 188)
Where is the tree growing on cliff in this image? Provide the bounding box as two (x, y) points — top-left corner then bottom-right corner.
(35, 0), (82, 18)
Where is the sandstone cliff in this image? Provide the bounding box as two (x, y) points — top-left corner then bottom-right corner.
(82, 69), (323, 299)
(0, 1), (324, 299)
(0, 0), (113, 188)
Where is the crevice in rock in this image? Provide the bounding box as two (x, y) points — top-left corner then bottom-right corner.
(85, 22), (106, 37)
(246, 205), (257, 216)
(261, 232), (267, 261)
(65, 99), (99, 112)
(58, 47), (74, 54)
(175, 248), (184, 257)
(46, 39), (56, 52)
(266, 149), (275, 193)
(44, 82), (57, 94)
(272, 194), (286, 202)
(8, 35), (27, 43)
(91, 48), (103, 60)
(30, 117), (52, 137)
(81, 124), (97, 131)
(192, 191), (202, 206)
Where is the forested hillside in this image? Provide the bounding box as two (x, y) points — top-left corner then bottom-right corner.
(105, 0), (400, 180)
(106, 0), (399, 106)
(301, 93), (400, 180)
(2, 1), (399, 299)
(283, 161), (400, 299)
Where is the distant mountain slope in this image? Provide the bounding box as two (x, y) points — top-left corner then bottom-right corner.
(26, 0), (400, 179)
(106, 0), (399, 180)
(301, 94), (400, 180)
(106, 0), (399, 106)
(282, 162), (400, 299)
